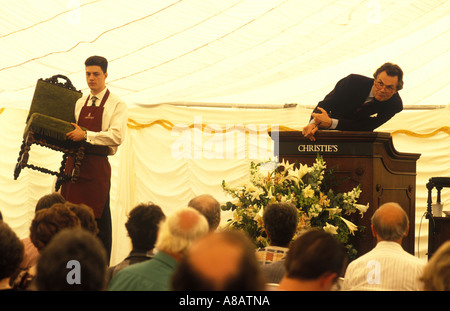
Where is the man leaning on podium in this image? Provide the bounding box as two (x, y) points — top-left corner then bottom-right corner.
(302, 62), (404, 141)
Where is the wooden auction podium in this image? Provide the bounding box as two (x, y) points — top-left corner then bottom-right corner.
(270, 130), (421, 257)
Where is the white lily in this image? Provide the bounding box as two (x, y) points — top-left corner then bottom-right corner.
(326, 207), (342, 217)
(254, 207), (264, 227)
(297, 163), (311, 180)
(323, 222), (339, 235)
(280, 159), (295, 172)
(340, 216), (358, 235)
(355, 203), (369, 217)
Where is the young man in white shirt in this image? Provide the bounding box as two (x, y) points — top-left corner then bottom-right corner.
(63, 55), (128, 264)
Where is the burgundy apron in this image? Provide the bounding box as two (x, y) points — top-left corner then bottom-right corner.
(61, 90), (111, 218)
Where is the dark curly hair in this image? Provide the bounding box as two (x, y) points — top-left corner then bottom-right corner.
(285, 229), (347, 280)
(29, 203), (81, 251)
(66, 202), (99, 235)
(125, 203), (166, 251)
(0, 221), (24, 280)
(35, 228), (107, 291)
(263, 202), (299, 246)
(35, 192), (65, 212)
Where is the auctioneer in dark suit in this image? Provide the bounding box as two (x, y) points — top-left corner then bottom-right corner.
(313, 74), (403, 131)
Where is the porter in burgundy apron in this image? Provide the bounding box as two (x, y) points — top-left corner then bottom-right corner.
(61, 90), (111, 219)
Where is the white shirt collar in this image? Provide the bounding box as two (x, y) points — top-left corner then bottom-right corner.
(90, 87), (108, 103)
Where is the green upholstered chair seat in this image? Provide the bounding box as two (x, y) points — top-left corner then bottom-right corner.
(25, 113), (78, 141)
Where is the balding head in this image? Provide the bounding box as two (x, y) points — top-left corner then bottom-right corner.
(371, 202), (409, 243)
(188, 194), (221, 231)
(171, 230), (265, 291)
(189, 232), (244, 289)
(155, 207), (209, 256)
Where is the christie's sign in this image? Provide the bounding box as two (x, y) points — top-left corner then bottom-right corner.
(275, 141), (374, 156)
(297, 144), (339, 153)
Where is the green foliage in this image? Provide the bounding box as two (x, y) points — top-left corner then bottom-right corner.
(221, 156), (369, 260)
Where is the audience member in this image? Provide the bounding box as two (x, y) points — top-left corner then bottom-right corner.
(171, 230), (266, 291)
(34, 228), (107, 291)
(106, 202), (166, 284)
(420, 240), (450, 291)
(10, 203), (81, 290)
(0, 221), (24, 291)
(188, 194), (221, 231)
(35, 192), (66, 212)
(66, 202), (99, 235)
(278, 229), (347, 291)
(108, 207), (209, 291)
(20, 192), (66, 270)
(256, 202), (298, 264)
(342, 202), (424, 291)
(29, 203), (81, 252)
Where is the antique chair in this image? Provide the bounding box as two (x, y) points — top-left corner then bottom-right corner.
(14, 75), (86, 191)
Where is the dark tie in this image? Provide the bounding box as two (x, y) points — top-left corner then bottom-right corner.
(357, 98), (374, 112)
(91, 96), (98, 106)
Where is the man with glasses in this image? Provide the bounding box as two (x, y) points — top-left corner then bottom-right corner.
(302, 63), (404, 141)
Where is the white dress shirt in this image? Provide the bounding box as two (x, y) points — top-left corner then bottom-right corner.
(74, 87), (128, 155)
(342, 241), (424, 291)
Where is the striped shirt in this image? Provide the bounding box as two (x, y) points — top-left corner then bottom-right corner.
(342, 241), (424, 291)
(256, 246), (289, 265)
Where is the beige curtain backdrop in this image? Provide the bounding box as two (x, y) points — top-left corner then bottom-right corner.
(0, 105), (448, 265)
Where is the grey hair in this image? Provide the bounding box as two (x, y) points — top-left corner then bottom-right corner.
(155, 207), (209, 254)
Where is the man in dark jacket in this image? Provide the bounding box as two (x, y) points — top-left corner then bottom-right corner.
(302, 63), (404, 141)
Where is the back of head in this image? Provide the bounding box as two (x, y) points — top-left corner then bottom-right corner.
(371, 202), (409, 241)
(188, 194), (221, 231)
(35, 192), (66, 212)
(263, 202), (299, 246)
(285, 229), (347, 280)
(125, 203), (166, 251)
(172, 230), (265, 291)
(421, 241), (450, 291)
(35, 228), (107, 291)
(155, 207), (209, 255)
(0, 221), (24, 280)
(30, 203), (81, 251)
(66, 202), (99, 235)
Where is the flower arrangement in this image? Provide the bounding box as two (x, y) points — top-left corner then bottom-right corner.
(221, 156), (369, 260)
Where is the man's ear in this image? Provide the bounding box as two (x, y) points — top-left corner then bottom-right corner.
(320, 272), (338, 290)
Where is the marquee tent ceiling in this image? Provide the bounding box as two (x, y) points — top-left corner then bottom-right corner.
(1, 0), (449, 109)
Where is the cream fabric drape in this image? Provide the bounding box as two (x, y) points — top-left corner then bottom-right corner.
(1, 1), (449, 109)
(1, 105), (448, 265)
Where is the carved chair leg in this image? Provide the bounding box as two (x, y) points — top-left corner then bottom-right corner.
(14, 140), (26, 180)
(55, 153), (69, 192)
(14, 133), (34, 180)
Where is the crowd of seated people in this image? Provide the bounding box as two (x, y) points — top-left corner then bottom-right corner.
(1, 193), (449, 292)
